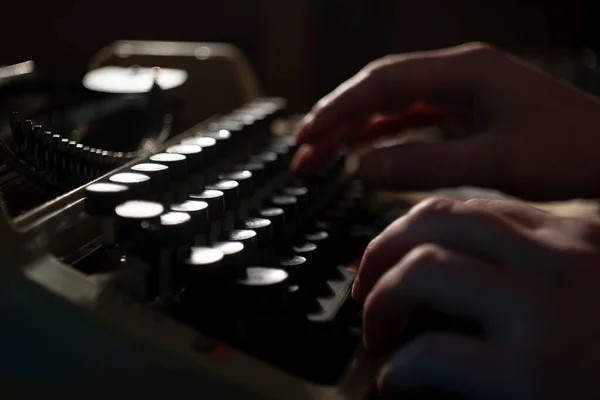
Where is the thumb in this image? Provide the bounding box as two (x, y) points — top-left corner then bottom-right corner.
(357, 134), (502, 191)
(377, 333), (513, 399)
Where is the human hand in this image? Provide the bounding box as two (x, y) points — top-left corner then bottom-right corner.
(292, 42), (600, 200)
(357, 197), (600, 399)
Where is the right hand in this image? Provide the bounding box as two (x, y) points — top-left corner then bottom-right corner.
(292, 42), (600, 201)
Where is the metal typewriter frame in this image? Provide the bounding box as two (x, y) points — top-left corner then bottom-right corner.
(89, 40), (261, 102)
(0, 42), (377, 399)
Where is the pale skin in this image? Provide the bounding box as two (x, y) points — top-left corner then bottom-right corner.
(292, 42), (600, 398)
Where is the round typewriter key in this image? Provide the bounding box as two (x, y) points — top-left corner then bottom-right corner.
(189, 189), (225, 219)
(236, 161), (266, 186)
(109, 172), (153, 200)
(68, 140), (79, 154)
(85, 183), (130, 216)
(42, 130), (53, 146)
(197, 129), (232, 151)
(166, 144), (203, 174)
(269, 195), (298, 220)
(235, 267), (289, 308)
(229, 110), (256, 125)
(50, 133), (61, 147)
(58, 137), (70, 151)
(92, 148), (103, 164)
(242, 218), (272, 247)
(282, 186), (309, 210)
(282, 186), (308, 198)
(279, 255), (307, 282)
(213, 119), (244, 134)
(315, 220), (335, 231)
(218, 170), (253, 198)
(181, 136), (217, 148)
(305, 230), (331, 257)
(85, 183), (128, 247)
(292, 242), (324, 280)
(305, 230), (329, 243)
(251, 151), (278, 175)
(213, 241), (246, 278)
(183, 247), (225, 282)
(270, 143), (290, 164)
(115, 200), (164, 221)
(258, 207), (286, 236)
(197, 129), (232, 141)
(171, 200), (209, 232)
(180, 136), (217, 163)
(149, 153), (187, 182)
(159, 211), (194, 246)
(115, 200), (164, 244)
(226, 229), (259, 258)
(271, 135), (297, 153)
(206, 180), (240, 210)
(131, 163), (170, 194)
(293, 242), (318, 256)
(243, 217), (271, 230)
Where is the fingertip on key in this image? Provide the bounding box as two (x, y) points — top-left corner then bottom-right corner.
(292, 114), (315, 144)
(291, 144), (334, 176)
(290, 144), (312, 172)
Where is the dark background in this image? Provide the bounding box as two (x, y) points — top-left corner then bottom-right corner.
(0, 0), (594, 112)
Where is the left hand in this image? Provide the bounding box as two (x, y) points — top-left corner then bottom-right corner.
(357, 197), (600, 399)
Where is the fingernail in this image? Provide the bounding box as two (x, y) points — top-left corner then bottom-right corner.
(300, 112), (314, 127)
(290, 145), (311, 172)
(292, 125), (305, 142)
(293, 114), (314, 141)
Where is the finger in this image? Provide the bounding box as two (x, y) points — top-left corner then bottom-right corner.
(377, 333), (512, 399)
(464, 198), (549, 229)
(290, 123), (348, 174)
(291, 105), (449, 175)
(290, 143), (339, 175)
(294, 42), (496, 146)
(356, 133), (501, 190)
(362, 244), (511, 354)
(346, 104), (449, 147)
(353, 197), (541, 300)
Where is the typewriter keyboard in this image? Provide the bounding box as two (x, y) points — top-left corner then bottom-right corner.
(67, 98), (383, 384)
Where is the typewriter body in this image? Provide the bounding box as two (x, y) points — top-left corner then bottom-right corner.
(0, 41), (389, 399)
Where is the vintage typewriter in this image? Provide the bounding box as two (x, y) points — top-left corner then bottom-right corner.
(8, 39), (586, 399)
(0, 41), (401, 399)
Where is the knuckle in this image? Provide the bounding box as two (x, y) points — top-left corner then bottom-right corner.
(458, 41), (497, 55)
(409, 197), (458, 218)
(362, 55), (404, 90)
(399, 245), (448, 288)
(464, 198), (495, 207)
(456, 42), (500, 69)
(405, 243), (448, 265)
(365, 54), (399, 72)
